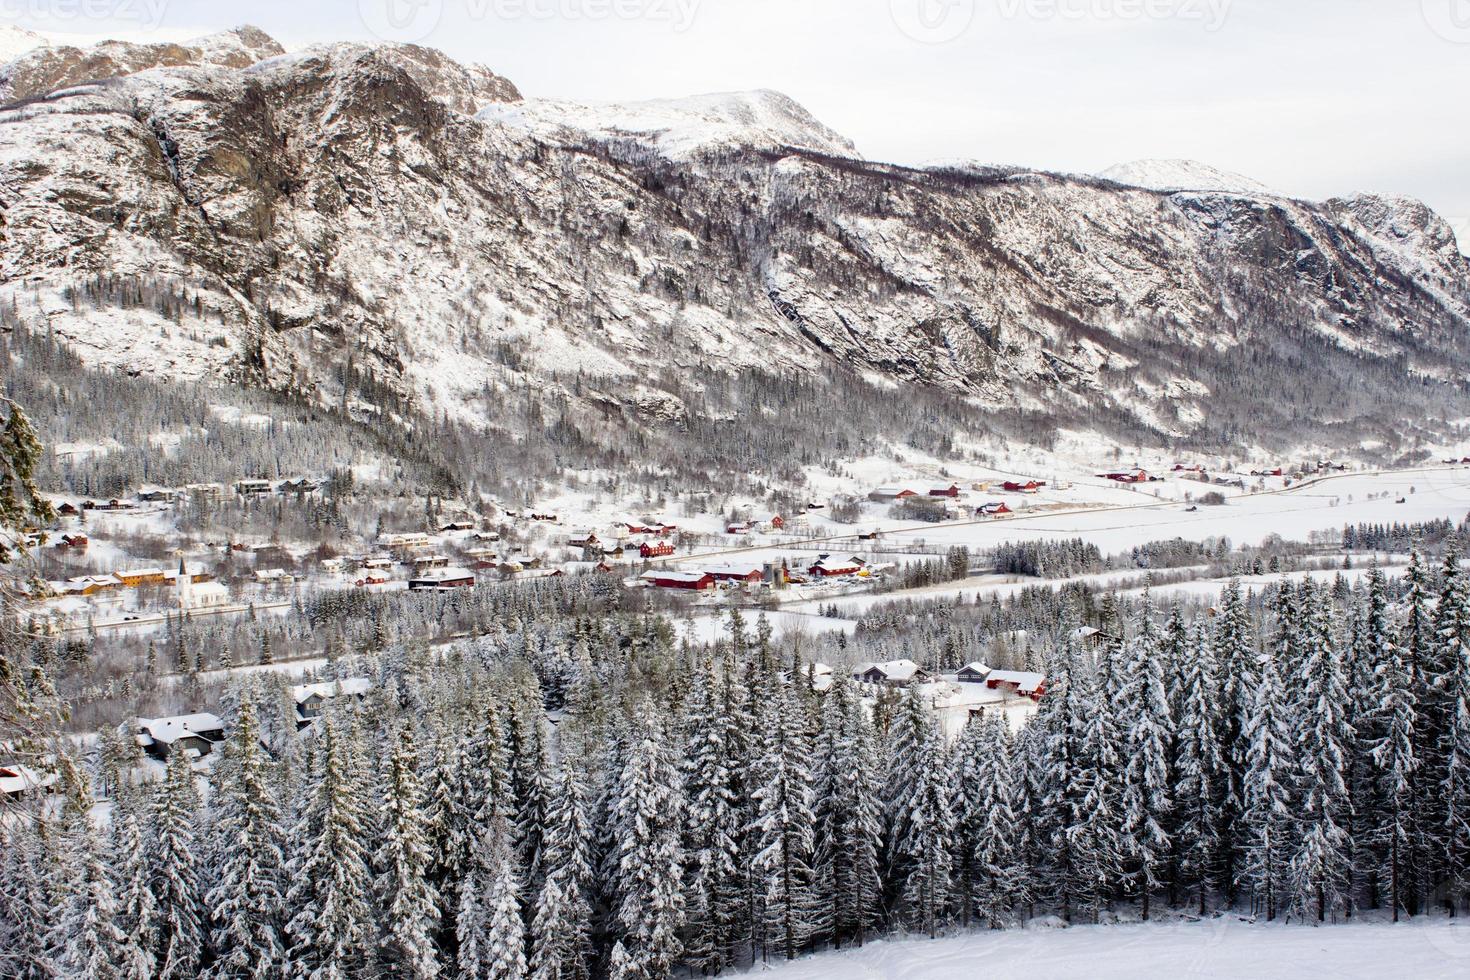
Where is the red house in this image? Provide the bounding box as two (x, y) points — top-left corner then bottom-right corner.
(705, 564), (765, 584)
(640, 541), (675, 559)
(770, 515), (785, 530)
(977, 502), (1011, 517)
(929, 483), (962, 498)
(642, 571), (714, 591)
(1099, 469), (1148, 484)
(986, 670), (1047, 701)
(1002, 480), (1045, 494)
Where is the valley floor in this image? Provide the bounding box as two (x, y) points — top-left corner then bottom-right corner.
(746, 916), (1470, 979)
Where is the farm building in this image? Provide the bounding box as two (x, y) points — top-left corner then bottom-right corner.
(977, 502), (1011, 517)
(870, 486), (920, 501)
(704, 563), (765, 584)
(809, 556), (864, 578)
(929, 483), (963, 498)
(408, 568), (477, 591)
(641, 570), (715, 591)
(1002, 480), (1045, 494)
(640, 541), (675, 559)
(986, 670), (1047, 700)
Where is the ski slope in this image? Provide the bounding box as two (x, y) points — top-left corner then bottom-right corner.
(751, 916), (1470, 980)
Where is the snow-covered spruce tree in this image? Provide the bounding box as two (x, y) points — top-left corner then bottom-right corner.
(813, 669), (883, 949)
(1429, 544), (1470, 902)
(612, 705), (685, 979)
(1073, 653), (1124, 922)
(1287, 583), (1354, 924)
(151, 744), (205, 980)
(881, 683), (935, 916)
(374, 722), (441, 979)
(55, 816), (130, 980)
(1212, 579), (1257, 903)
(678, 657), (744, 972)
(1171, 621), (1225, 914)
(1444, 587), (1470, 913)
(530, 759), (594, 980)
(966, 712), (1027, 928)
(1365, 564), (1423, 921)
(0, 819), (57, 980)
(285, 710), (375, 978)
(1240, 648), (1294, 921)
(426, 728), (476, 934)
(748, 675), (819, 961)
(507, 676), (553, 892)
(895, 701), (957, 938)
(111, 786), (158, 979)
(478, 823), (529, 980)
(1118, 598), (1173, 919)
(204, 693), (288, 979)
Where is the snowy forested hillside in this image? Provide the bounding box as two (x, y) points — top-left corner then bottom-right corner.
(2, 27), (1469, 468)
(7, 550), (1470, 978)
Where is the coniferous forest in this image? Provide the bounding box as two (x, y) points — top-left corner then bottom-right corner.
(5, 549), (1470, 979)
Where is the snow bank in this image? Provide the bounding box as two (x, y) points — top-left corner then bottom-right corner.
(751, 916), (1470, 980)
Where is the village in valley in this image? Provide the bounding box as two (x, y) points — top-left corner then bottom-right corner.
(7, 439), (1465, 802)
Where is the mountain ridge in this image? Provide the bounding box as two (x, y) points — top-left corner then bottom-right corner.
(1, 28), (1467, 457)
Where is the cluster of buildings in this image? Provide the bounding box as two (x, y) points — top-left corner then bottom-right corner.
(640, 553), (894, 592)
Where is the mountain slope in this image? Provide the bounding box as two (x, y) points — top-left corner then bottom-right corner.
(1101, 158), (1277, 196)
(0, 25), (48, 64)
(1, 28), (1467, 457)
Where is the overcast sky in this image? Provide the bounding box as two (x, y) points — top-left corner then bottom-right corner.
(13, 0), (1470, 241)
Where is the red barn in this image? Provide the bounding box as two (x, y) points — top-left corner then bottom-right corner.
(770, 515), (785, 530)
(1003, 480), (1045, 494)
(640, 541), (675, 559)
(705, 564), (765, 584)
(641, 571), (714, 591)
(929, 483), (962, 498)
(809, 557), (863, 578)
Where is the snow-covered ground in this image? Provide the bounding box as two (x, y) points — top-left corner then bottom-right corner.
(750, 916), (1470, 979)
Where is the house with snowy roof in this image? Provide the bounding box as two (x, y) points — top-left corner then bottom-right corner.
(290, 678), (373, 728)
(854, 660), (928, 686)
(133, 713), (226, 761)
(985, 670), (1047, 701)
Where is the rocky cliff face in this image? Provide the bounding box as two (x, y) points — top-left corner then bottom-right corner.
(1, 27), (1466, 451)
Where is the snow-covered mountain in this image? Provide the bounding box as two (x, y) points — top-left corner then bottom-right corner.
(1, 27), (1468, 454)
(1101, 158), (1278, 196)
(480, 89), (857, 162)
(0, 25), (48, 64)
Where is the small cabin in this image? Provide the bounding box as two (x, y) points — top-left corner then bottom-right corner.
(956, 662), (991, 684)
(134, 713), (226, 761)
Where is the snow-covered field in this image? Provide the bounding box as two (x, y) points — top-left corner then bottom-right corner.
(750, 917), (1470, 979)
